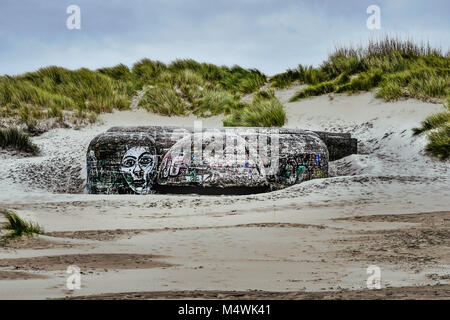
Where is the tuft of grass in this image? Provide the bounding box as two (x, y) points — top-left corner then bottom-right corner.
(0, 127), (39, 154)
(131, 59), (167, 88)
(253, 88), (276, 100)
(424, 124), (450, 160)
(376, 67), (449, 101)
(412, 112), (450, 136)
(138, 60), (269, 118)
(139, 85), (187, 116)
(191, 89), (238, 117)
(375, 81), (405, 101)
(270, 68), (302, 89)
(223, 90), (286, 127)
(270, 65), (328, 89)
(413, 98), (450, 160)
(237, 69), (267, 93)
(336, 69), (383, 93)
(290, 81), (336, 101)
(1, 210), (43, 240)
(97, 63), (132, 81)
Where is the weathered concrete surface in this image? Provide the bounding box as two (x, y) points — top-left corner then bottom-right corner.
(106, 126), (357, 161)
(86, 133), (159, 194)
(87, 126), (355, 194)
(155, 131), (269, 194)
(313, 131), (357, 161)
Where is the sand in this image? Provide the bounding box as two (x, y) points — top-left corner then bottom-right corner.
(0, 254), (173, 271)
(0, 88), (449, 300)
(61, 284), (450, 300)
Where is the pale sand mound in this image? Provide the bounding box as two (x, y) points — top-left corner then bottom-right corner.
(0, 270), (47, 280)
(46, 222), (326, 241)
(61, 284), (450, 300)
(0, 253), (173, 271)
(0, 91), (447, 197)
(0, 90), (449, 299)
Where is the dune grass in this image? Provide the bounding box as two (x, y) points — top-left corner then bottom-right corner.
(0, 210), (43, 240)
(0, 66), (132, 128)
(423, 124), (450, 160)
(0, 127), (39, 154)
(272, 37), (449, 161)
(413, 98), (450, 160)
(275, 37), (449, 102)
(223, 89), (286, 127)
(1, 59), (282, 128)
(136, 59), (278, 124)
(134, 59), (266, 95)
(270, 65), (328, 89)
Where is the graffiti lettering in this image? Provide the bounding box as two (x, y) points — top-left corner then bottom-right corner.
(86, 126), (339, 194)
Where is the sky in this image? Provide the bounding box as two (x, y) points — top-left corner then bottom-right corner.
(0, 0), (449, 76)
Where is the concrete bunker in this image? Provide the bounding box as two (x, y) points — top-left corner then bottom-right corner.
(87, 126), (356, 195)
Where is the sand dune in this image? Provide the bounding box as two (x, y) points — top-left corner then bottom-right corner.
(0, 89), (449, 300)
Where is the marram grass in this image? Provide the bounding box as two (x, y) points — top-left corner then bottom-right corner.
(137, 60), (276, 124)
(1, 210), (43, 240)
(413, 98), (450, 160)
(223, 89), (286, 127)
(0, 127), (39, 155)
(274, 37), (449, 103)
(1, 59), (273, 129)
(272, 36), (449, 161)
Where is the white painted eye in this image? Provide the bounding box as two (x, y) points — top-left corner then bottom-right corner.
(138, 153), (152, 166)
(122, 157), (136, 168)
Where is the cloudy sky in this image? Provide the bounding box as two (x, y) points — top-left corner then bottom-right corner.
(0, 0), (449, 75)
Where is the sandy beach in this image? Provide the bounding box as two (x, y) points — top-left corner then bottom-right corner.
(0, 88), (449, 300)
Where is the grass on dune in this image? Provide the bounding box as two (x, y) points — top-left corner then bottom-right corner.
(1, 210), (43, 241)
(273, 36), (449, 160)
(0, 127), (39, 154)
(292, 81), (336, 100)
(273, 37), (449, 102)
(21, 66), (132, 113)
(0, 58), (278, 128)
(424, 124), (450, 161)
(137, 59), (281, 125)
(376, 67), (449, 101)
(97, 63), (132, 81)
(131, 59), (167, 89)
(413, 98), (450, 160)
(336, 69), (383, 93)
(223, 89), (286, 127)
(0, 66), (132, 128)
(191, 89), (238, 117)
(135, 59), (267, 94)
(139, 84), (187, 116)
(270, 65), (327, 89)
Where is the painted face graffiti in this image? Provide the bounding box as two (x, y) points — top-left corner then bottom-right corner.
(120, 146), (158, 194)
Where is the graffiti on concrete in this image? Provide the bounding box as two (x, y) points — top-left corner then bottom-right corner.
(278, 154), (325, 185)
(87, 133), (160, 194)
(157, 132), (266, 188)
(87, 126), (356, 194)
(120, 146), (158, 194)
